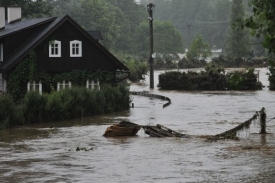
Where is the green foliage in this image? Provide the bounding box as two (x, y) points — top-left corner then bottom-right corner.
(18, 85), (130, 124)
(159, 70), (228, 90)
(0, 94), (23, 129)
(158, 65), (263, 90)
(227, 68), (262, 90)
(7, 52), (37, 101)
(23, 91), (47, 123)
(0, 0), (55, 18)
(205, 63), (225, 74)
(187, 35), (211, 60)
(243, 0), (275, 89)
(122, 59), (148, 82)
(225, 0), (250, 59)
(140, 0), (231, 49)
(134, 20), (184, 59)
(6, 52), (116, 101)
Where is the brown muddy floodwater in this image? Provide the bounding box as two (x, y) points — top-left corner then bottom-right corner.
(1, 68), (275, 183)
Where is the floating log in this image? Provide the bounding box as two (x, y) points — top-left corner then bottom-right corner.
(103, 121), (141, 137)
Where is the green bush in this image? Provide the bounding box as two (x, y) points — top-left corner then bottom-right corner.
(1, 84), (131, 128)
(227, 68), (262, 90)
(23, 91), (47, 123)
(0, 94), (24, 129)
(158, 66), (262, 90)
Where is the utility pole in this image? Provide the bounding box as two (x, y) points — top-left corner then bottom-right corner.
(186, 23), (192, 47)
(147, 3), (155, 89)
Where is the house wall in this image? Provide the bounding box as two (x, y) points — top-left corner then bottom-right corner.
(0, 73), (2, 91)
(0, 73), (5, 92)
(35, 20), (120, 73)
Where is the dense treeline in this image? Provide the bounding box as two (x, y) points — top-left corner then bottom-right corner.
(140, 0), (231, 49)
(0, 85), (130, 129)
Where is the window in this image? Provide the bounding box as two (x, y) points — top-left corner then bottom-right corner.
(49, 40), (61, 57)
(57, 80), (72, 91)
(27, 81), (42, 94)
(0, 43), (3, 62)
(86, 80), (100, 90)
(70, 40), (82, 57)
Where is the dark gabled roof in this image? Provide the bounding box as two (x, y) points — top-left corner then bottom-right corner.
(0, 15), (128, 72)
(0, 17), (55, 38)
(87, 30), (104, 40)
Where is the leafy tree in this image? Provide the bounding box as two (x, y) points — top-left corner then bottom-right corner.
(0, 0), (54, 18)
(140, 0), (231, 49)
(106, 0), (147, 53)
(243, 0), (275, 89)
(154, 21), (183, 57)
(52, 0), (121, 50)
(244, 0), (275, 54)
(225, 0), (250, 58)
(135, 20), (184, 59)
(187, 34), (211, 60)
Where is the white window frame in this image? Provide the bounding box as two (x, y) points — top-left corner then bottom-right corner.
(0, 43), (3, 62)
(57, 80), (72, 91)
(27, 81), (42, 94)
(86, 80), (100, 90)
(49, 40), (61, 57)
(70, 40), (82, 57)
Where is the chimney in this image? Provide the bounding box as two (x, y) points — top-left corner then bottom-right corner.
(7, 7), (21, 24)
(0, 7), (5, 29)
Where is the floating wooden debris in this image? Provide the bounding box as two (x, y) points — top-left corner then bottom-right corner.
(103, 121), (141, 137)
(142, 124), (187, 138)
(103, 121), (186, 138)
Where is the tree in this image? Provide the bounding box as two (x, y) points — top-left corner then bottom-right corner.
(135, 20), (184, 59)
(225, 0), (250, 58)
(243, 0), (275, 90)
(0, 0), (54, 18)
(106, 0), (148, 54)
(187, 34), (211, 60)
(244, 0), (275, 54)
(52, 0), (121, 50)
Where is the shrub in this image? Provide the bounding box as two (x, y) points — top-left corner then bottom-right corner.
(23, 91), (47, 123)
(0, 94), (23, 129)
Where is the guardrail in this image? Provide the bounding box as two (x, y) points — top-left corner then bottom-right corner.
(130, 91), (171, 108)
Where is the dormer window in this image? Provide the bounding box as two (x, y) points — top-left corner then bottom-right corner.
(49, 40), (61, 57)
(70, 40), (82, 57)
(0, 43), (3, 62)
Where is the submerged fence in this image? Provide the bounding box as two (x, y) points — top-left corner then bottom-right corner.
(130, 91), (171, 108)
(207, 107), (266, 142)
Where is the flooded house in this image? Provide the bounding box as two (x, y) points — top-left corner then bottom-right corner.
(0, 7), (129, 94)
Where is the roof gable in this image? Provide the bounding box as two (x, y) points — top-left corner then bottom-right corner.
(0, 17), (55, 39)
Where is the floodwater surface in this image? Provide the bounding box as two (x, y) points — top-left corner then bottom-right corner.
(0, 68), (275, 183)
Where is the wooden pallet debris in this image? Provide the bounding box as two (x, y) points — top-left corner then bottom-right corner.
(142, 124), (187, 138)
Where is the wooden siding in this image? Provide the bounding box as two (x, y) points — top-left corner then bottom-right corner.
(35, 20), (122, 73)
